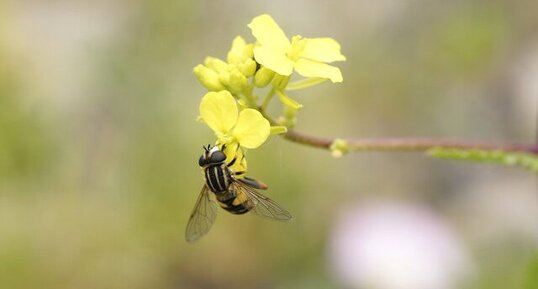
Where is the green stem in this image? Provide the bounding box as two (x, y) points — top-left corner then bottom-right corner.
(241, 85), (257, 108)
(260, 75), (291, 111)
(260, 86), (276, 111)
(286, 77), (327, 91)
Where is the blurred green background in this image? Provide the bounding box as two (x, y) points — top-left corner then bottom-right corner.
(1, 1), (537, 288)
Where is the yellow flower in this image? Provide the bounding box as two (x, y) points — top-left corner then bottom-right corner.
(199, 90), (270, 172)
(248, 14), (346, 83)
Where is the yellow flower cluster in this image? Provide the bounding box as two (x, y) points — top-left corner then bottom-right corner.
(194, 14), (345, 174)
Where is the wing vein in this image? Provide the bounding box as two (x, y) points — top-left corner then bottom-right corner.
(185, 185), (217, 242)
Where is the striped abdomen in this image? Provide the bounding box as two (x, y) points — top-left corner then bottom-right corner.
(217, 195), (250, 214)
(204, 163), (231, 193)
(215, 187), (254, 215)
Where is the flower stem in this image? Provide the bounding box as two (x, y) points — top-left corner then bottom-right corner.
(241, 85), (257, 108)
(260, 86), (275, 111)
(283, 129), (538, 154)
(261, 75), (291, 111)
(259, 105), (538, 155)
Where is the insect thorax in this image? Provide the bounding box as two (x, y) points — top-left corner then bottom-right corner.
(204, 163), (232, 193)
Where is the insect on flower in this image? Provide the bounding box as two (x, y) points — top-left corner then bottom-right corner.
(185, 144), (292, 242)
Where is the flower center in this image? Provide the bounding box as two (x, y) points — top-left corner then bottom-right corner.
(286, 35), (307, 61)
(216, 132), (235, 144)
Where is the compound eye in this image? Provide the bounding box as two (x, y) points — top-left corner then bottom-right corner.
(209, 151), (226, 163)
(198, 155), (207, 167)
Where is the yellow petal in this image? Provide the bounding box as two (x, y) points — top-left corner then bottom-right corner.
(253, 46), (294, 76)
(232, 109), (270, 149)
(199, 91), (238, 135)
(301, 38), (346, 63)
(221, 141), (238, 163)
(248, 14), (290, 52)
(222, 142), (248, 174)
(294, 58), (343, 82)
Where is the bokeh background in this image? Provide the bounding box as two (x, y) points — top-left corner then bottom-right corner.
(1, 1), (537, 288)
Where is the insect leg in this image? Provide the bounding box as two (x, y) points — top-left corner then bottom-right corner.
(238, 176), (268, 190)
(228, 156), (237, 167)
(234, 171), (246, 176)
(225, 143), (242, 167)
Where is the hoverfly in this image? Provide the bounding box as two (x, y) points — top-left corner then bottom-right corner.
(185, 144), (292, 242)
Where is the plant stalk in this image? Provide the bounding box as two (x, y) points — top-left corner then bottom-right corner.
(283, 129), (538, 154)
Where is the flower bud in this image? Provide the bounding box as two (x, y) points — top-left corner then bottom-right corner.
(243, 44), (254, 59)
(253, 66), (275, 87)
(227, 36), (254, 64)
(228, 69), (248, 94)
(283, 105), (298, 127)
(238, 58), (257, 77)
(330, 139), (349, 158)
(204, 57), (228, 73)
(193, 64), (225, 91)
(218, 70), (231, 87)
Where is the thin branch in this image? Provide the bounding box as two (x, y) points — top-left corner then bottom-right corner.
(259, 105), (538, 155)
(283, 129), (538, 154)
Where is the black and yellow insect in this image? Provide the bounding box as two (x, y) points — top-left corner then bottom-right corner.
(185, 144), (292, 242)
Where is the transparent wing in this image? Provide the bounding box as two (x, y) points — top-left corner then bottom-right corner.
(230, 181), (292, 221)
(185, 185), (217, 243)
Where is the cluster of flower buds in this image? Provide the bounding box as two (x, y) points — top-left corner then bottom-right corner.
(194, 36), (258, 96)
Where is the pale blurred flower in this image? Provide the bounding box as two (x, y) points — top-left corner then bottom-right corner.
(329, 202), (473, 289)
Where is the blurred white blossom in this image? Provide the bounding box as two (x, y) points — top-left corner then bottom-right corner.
(329, 201), (473, 289)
